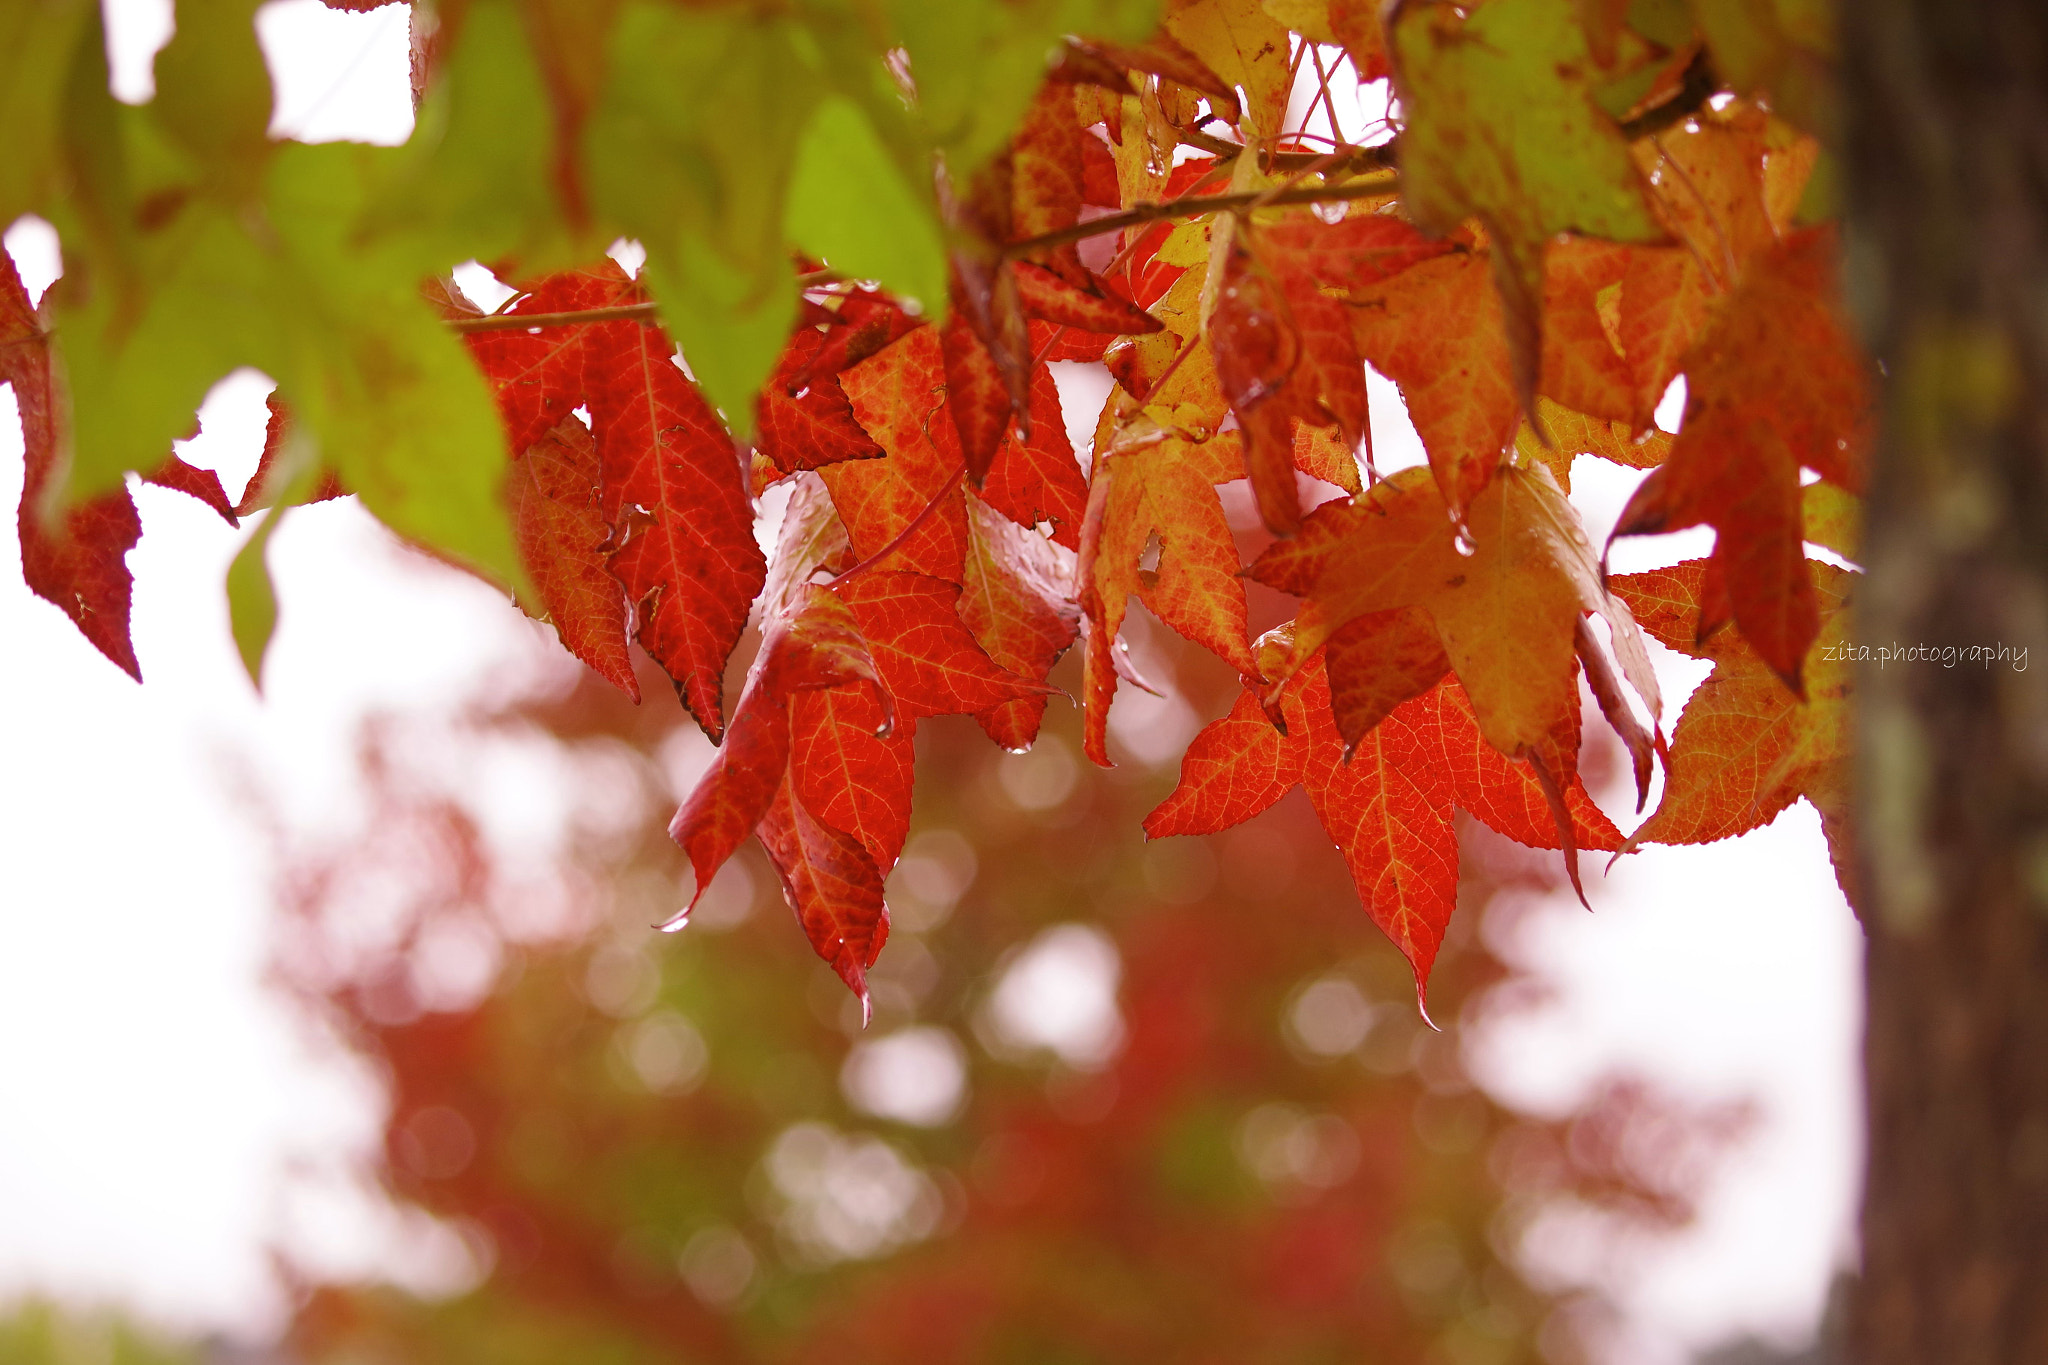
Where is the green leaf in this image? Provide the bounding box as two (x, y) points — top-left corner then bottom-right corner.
(53, 137), (526, 596)
(149, 0), (272, 185)
(265, 144), (526, 593)
(1801, 480), (1860, 563)
(785, 98), (947, 315)
(1391, 0), (1664, 250)
(885, 0), (1159, 172)
(227, 506), (282, 690)
(367, 0), (576, 269)
(586, 3), (818, 428)
(0, 0), (96, 223)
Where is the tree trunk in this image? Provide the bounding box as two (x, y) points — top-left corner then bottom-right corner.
(1844, 3), (2048, 1360)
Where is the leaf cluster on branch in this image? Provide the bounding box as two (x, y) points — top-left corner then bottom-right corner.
(2, 0), (1867, 1013)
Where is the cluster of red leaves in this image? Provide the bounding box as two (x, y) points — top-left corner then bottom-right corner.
(9, 41), (1871, 1015)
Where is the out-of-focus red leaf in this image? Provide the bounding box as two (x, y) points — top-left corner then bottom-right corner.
(5, 252), (142, 679)
(1210, 236), (1308, 534)
(1321, 607), (1450, 754)
(235, 394), (346, 516)
(1539, 237), (1634, 426)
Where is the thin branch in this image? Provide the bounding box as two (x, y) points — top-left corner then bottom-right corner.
(448, 302), (659, 332)
(1002, 172), (1400, 261)
(1177, 123), (1399, 178)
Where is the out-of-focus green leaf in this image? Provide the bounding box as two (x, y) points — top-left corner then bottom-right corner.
(149, 0), (272, 185)
(368, 0), (576, 269)
(586, 3), (817, 429)
(785, 98), (947, 314)
(265, 143), (524, 592)
(1802, 480), (1859, 562)
(0, 1301), (200, 1365)
(1626, 0), (1695, 48)
(0, 0), (96, 224)
(1391, 0), (1663, 250)
(53, 134), (525, 594)
(228, 506), (282, 690)
(1689, 0), (1835, 133)
(886, 0), (1159, 173)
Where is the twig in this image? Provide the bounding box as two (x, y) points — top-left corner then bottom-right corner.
(1003, 173), (1399, 261)
(1176, 123), (1398, 177)
(448, 302), (659, 332)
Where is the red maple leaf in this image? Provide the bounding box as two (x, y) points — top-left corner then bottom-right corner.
(509, 419), (638, 700)
(1146, 653), (1619, 1010)
(464, 262), (765, 735)
(5, 254), (236, 679)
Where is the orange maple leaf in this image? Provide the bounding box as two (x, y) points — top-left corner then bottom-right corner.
(1612, 558), (1856, 899)
(1612, 226), (1873, 693)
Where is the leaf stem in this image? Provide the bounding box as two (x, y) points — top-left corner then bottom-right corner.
(828, 466), (967, 588)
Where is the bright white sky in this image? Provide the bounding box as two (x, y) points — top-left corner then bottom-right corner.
(0, 4), (1862, 1359)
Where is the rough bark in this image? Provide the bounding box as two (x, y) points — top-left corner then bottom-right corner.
(1844, 2), (2048, 1360)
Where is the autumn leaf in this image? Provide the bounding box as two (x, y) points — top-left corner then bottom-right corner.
(6, 253), (136, 679)
(1348, 247), (1518, 519)
(1146, 651), (1620, 1009)
(459, 261), (766, 733)
(1079, 357), (1259, 766)
(581, 297), (765, 742)
(236, 394), (347, 517)
(754, 292), (918, 477)
(1611, 227), (1872, 693)
(509, 418), (638, 701)
(757, 779), (893, 1020)
(1612, 557), (1855, 896)
(1166, 0), (1295, 136)
(789, 683), (916, 883)
(1251, 462), (1660, 785)
(836, 570), (1055, 723)
(1214, 213), (1455, 531)
(1388, 0), (1664, 413)
(979, 361), (1091, 551)
(667, 587), (886, 914)
(961, 493), (1082, 750)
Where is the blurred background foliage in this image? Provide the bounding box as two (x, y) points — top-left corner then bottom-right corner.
(0, 605), (1742, 1365)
